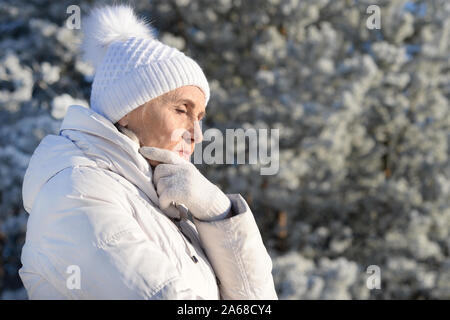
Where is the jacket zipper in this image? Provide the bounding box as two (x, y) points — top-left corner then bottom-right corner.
(170, 208), (198, 264)
(171, 207), (222, 291)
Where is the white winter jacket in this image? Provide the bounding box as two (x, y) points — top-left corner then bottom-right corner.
(19, 105), (278, 300)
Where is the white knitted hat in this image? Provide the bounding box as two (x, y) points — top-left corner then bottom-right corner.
(81, 5), (210, 124)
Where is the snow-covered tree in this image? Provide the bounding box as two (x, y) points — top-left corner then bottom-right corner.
(0, 0), (448, 299)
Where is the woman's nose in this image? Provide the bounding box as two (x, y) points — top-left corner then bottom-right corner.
(181, 120), (203, 144)
(191, 120), (203, 144)
(194, 120), (203, 143)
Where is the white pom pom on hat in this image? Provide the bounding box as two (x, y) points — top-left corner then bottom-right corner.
(81, 4), (156, 70)
(80, 4), (210, 124)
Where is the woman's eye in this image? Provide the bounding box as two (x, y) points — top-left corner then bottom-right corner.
(176, 105), (188, 114)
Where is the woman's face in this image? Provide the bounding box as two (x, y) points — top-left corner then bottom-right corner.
(118, 85), (206, 167)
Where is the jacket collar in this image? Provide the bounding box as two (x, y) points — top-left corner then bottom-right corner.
(59, 105), (160, 208)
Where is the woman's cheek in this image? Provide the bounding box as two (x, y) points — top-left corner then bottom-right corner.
(167, 128), (183, 150)
(167, 121), (189, 150)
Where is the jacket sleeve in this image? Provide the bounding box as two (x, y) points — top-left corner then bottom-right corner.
(192, 194), (278, 300)
(23, 166), (209, 300)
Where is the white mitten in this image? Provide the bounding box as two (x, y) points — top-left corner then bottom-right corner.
(139, 147), (231, 222)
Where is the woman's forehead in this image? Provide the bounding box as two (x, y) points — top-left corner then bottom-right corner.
(172, 86), (206, 110)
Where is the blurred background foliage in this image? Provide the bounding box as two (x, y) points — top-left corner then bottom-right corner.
(0, 0), (449, 299)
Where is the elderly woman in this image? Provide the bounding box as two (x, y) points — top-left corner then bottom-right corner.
(18, 5), (277, 300)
